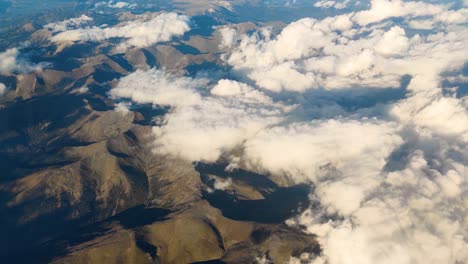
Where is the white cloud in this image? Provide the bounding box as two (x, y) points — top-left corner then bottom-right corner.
(45, 14), (93, 33)
(73, 86), (89, 94)
(0, 83), (6, 95)
(111, 70), (291, 162)
(0, 48), (18, 75)
(0, 48), (47, 75)
(289, 145), (467, 264)
(218, 27), (238, 48)
(109, 1), (468, 263)
(94, 0), (137, 9)
(50, 12), (190, 49)
(108, 1), (131, 9)
(407, 8), (468, 29)
(114, 102), (131, 115)
(110, 69), (206, 107)
(407, 19), (435, 30)
(248, 62), (316, 92)
(374, 26), (408, 55)
(391, 94), (468, 141)
(223, 4), (468, 93)
(150, 78), (289, 162)
(242, 120), (402, 213)
(353, 0), (445, 26)
(213, 178), (232, 190)
(314, 0), (350, 9)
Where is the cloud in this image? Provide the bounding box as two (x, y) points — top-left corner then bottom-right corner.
(218, 27), (238, 48)
(114, 102), (131, 115)
(110, 69), (206, 107)
(109, 1), (468, 263)
(111, 69), (291, 162)
(0, 83), (6, 95)
(223, 9), (467, 93)
(353, 0), (445, 26)
(108, 1), (133, 9)
(0, 49), (18, 75)
(391, 94), (468, 141)
(50, 12), (190, 49)
(94, 0), (137, 9)
(373, 26), (408, 55)
(314, 0), (350, 9)
(44, 14), (93, 33)
(213, 178), (232, 191)
(242, 120), (403, 214)
(0, 48), (47, 75)
(288, 143), (467, 263)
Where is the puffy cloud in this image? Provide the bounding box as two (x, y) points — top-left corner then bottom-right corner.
(353, 0), (445, 26)
(213, 178), (232, 190)
(374, 26), (408, 55)
(108, 1), (133, 9)
(407, 8), (468, 29)
(44, 14), (93, 33)
(109, 1), (468, 263)
(0, 48), (47, 75)
(111, 70), (290, 162)
(0, 83), (6, 95)
(219, 4), (467, 262)
(242, 120), (402, 215)
(288, 145), (467, 264)
(391, 94), (468, 141)
(50, 13), (190, 49)
(114, 102), (131, 115)
(0, 48), (18, 75)
(110, 69), (206, 107)
(218, 27), (238, 48)
(248, 62), (316, 92)
(222, 3), (468, 94)
(151, 81), (288, 162)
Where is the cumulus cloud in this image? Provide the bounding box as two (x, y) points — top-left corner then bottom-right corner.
(49, 12), (190, 49)
(111, 69), (290, 162)
(213, 178), (232, 190)
(44, 14), (93, 33)
(110, 1), (468, 263)
(0, 49), (18, 75)
(391, 94), (468, 141)
(287, 142), (467, 264)
(0, 83), (6, 95)
(223, 8), (467, 93)
(114, 102), (131, 115)
(218, 27), (238, 48)
(110, 69), (206, 107)
(0, 48), (47, 75)
(243, 120), (402, 216)
(107, 1), (134, 9)
(353, 0), (445, 26)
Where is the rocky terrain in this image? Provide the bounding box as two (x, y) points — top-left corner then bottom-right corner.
(0, 83), (317, 263)
(0, 2), (318, 263)
(4, 1), (465, 264)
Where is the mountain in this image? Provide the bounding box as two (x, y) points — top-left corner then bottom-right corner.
(0, 1), (318, 263)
